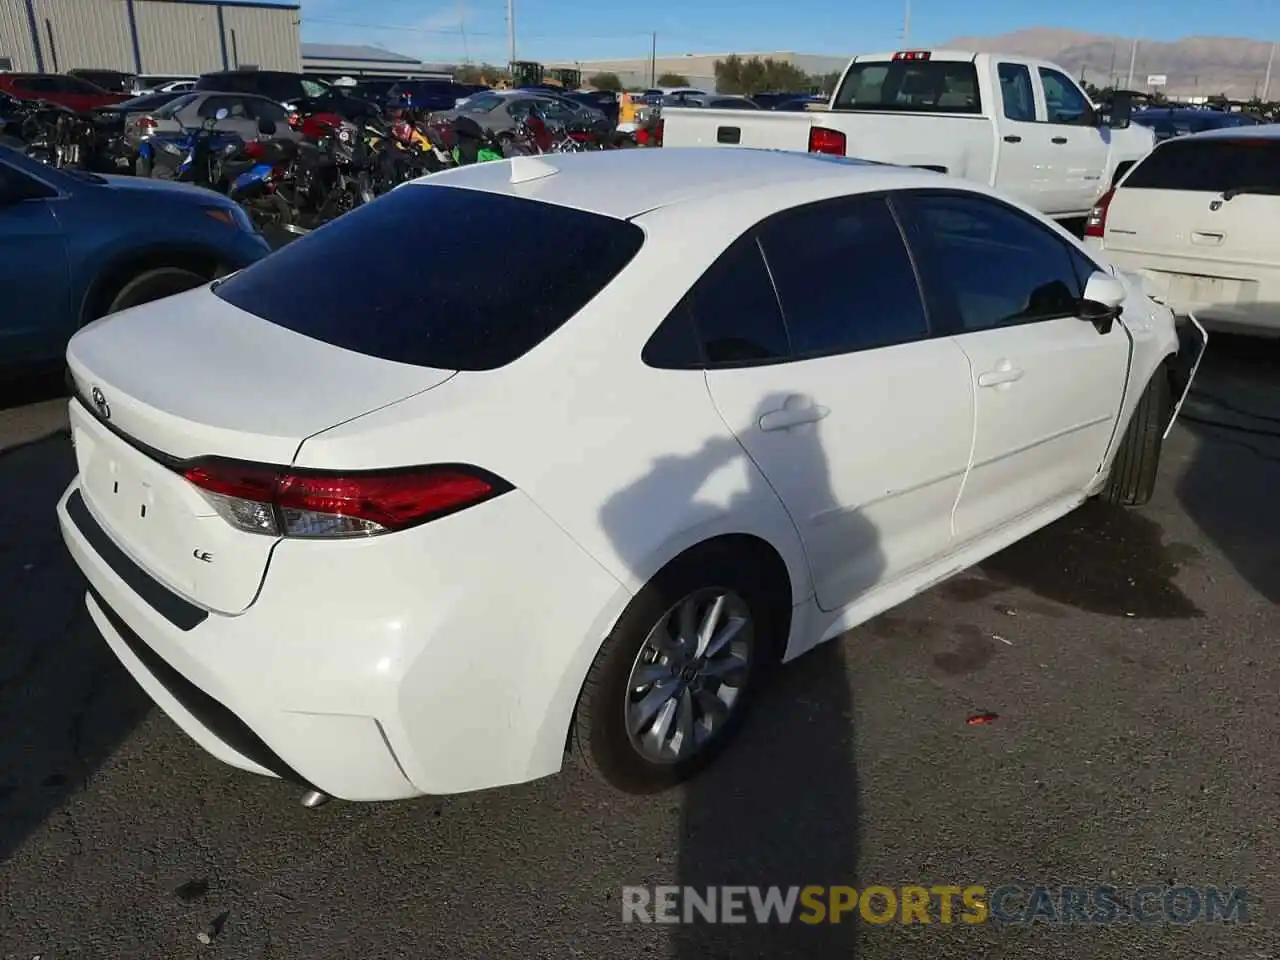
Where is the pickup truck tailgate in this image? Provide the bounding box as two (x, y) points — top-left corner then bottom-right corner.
(660, 107), (814, 150)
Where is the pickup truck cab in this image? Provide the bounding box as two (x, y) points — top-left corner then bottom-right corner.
(660, 50), (1155, 220)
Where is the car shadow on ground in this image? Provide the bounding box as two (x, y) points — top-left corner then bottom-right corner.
(1173, 333), (1280, 605)
(0, 432), (151, 862)
(597, 394), (871, 958)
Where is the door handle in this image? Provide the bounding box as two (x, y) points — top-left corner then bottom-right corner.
(758, 404), (831, 432)
(1003, 134), (1022, 143)
(1191, 231), (1224, 246)
(978, 367), (1025, 388)
(1051, 136), (1068, 144)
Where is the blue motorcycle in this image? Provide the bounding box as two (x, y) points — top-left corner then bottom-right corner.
(137, 107), (243, 187)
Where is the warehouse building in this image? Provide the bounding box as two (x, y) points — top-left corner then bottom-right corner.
(301, 42), (451, 81)
(545, 51), (852, 92)
(0, 0), (300, 76)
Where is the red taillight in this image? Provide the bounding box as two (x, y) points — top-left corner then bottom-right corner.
(139, 116), (157, 130)
(181, 459), (509, 539)
(1084, 187), (1115, 238)
(808, 125), (846, 155)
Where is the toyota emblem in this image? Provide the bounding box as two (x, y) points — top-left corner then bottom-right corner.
(91, 386), (110, 420)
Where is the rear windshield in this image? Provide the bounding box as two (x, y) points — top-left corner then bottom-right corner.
(833, 59), (981, 114)
(1122, 138), (1280, 192)
(213, 185), (645, 371)
(153, 93), (197, 117)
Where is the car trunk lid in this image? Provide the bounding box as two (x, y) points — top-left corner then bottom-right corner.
(66, 285), (455, 615)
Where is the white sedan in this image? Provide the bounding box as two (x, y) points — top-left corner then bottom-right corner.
(57, 148), (1198, 804)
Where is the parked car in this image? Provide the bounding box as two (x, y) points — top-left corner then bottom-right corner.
(433, 89), (611, 138)
(567, 89), (619, 125)
(1132, 107), (1260, 142)
(0, 143), (269, 380)
(1083, 125), (1280, 337)
(68, 69), (137, 94)
(750, 91), (812, 109)
(388, 79), (477, 112)
(56, 147), (1199, 805)
(127, 91), (293, 153)
(194, 70), (330, 104)
(0, 73), (131, 112)
(660, 50), (1155, 221)
(665, 94), (760, 110)
(132, 75), (198, 95)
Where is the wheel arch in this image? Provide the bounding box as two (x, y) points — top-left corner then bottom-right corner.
(79, 243), (228, 324)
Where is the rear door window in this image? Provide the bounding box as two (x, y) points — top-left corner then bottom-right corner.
(1121, 138), (1280, 193)
(833, 59), (982, 114)
(758, 195), (930, 356)
(213, 185), (644, 371)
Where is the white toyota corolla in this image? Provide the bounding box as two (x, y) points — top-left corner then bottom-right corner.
(58, 148), (1202, 804)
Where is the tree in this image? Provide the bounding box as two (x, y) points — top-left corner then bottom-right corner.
(714, 54), (810, 95)
(454, 64), (484, 85)
(656, 72), (690, 87)
(813, 71), (842, 96)
(588, 72), (622, 91)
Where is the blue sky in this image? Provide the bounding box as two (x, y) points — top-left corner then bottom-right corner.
(296, 0), (1276, 65)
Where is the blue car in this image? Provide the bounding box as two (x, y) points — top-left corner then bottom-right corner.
(0, 144), (271, 379)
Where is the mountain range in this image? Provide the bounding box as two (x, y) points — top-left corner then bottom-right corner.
(941, 29), (1277, 99)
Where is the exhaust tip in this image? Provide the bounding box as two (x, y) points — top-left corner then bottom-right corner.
(300, 789), (331, 809)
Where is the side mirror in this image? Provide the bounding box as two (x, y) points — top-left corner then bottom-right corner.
(1108, 93), (1132, 130)
(257, 117), (276, 136)
(1079, 270), (1126, 334)
(215, 107), (230, 121)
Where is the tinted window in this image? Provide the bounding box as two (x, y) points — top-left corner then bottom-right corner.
(153, 93), (197, 118)
(462, 93), (504, 113)
(833, 60), (981, 114)
(16, 77), (56, 93)
(644, 237), (789, 368)
(214, 185), (644, 371)
(115, 91), (182, 111)
(1122, 138), (1280, 192)
(710, 98), (759, 109)
(1038, 68), (1089, 124)
(998, 63), (1035, 122)
(758, 196), (928, 356)
(897, 192), (1083, 332)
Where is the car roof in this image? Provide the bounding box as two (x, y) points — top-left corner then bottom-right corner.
(407, 147), (954, 220)
(1178, 122), (1280, 142)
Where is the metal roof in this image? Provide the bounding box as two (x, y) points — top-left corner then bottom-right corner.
(301, 43), (420, 64)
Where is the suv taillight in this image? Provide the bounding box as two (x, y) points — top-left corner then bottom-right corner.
(808, 126), (846, 155)
(139, 116), (157, 130)
(1084, 187), (1115, 238)
(181, 459), (511, 538)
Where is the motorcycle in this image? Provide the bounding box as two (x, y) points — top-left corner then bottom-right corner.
(138, 108), (242, 186)
(225, 118), (299, 230)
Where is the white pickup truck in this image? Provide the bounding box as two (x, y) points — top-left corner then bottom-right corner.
(659, 50), (1156, 220)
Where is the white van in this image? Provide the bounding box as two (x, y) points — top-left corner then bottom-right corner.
(1083, 125), (1280, 337)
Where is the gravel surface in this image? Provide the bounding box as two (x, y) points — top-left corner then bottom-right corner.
(1, 339), (1276, 959)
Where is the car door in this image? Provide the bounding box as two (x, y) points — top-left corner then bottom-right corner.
(1036, 66), (1108, 214)
(895, 190), (1130, 545)
(697, 194), (975, 613)
(0, 161), (70, 372)
(992, 62), (1048, 209)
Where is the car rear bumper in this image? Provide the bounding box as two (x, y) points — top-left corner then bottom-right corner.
(57, 477), (628, 800)
(1088, 243), (1280, 336)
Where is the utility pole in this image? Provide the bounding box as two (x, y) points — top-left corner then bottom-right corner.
(650, 31), (656, 87)
(1264, 41), (1276, 101)
(902, 0), (911, 48)
(1125, 35), (1139, 89)
(506, 0), (515, 65)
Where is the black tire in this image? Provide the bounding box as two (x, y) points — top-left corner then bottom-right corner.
(1102, 366), (1170, 506)
(573, 543), (788, 794)
(107, 267), (208, 315)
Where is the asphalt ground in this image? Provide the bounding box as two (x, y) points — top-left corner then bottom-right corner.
(0, 334), (1277, 959)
